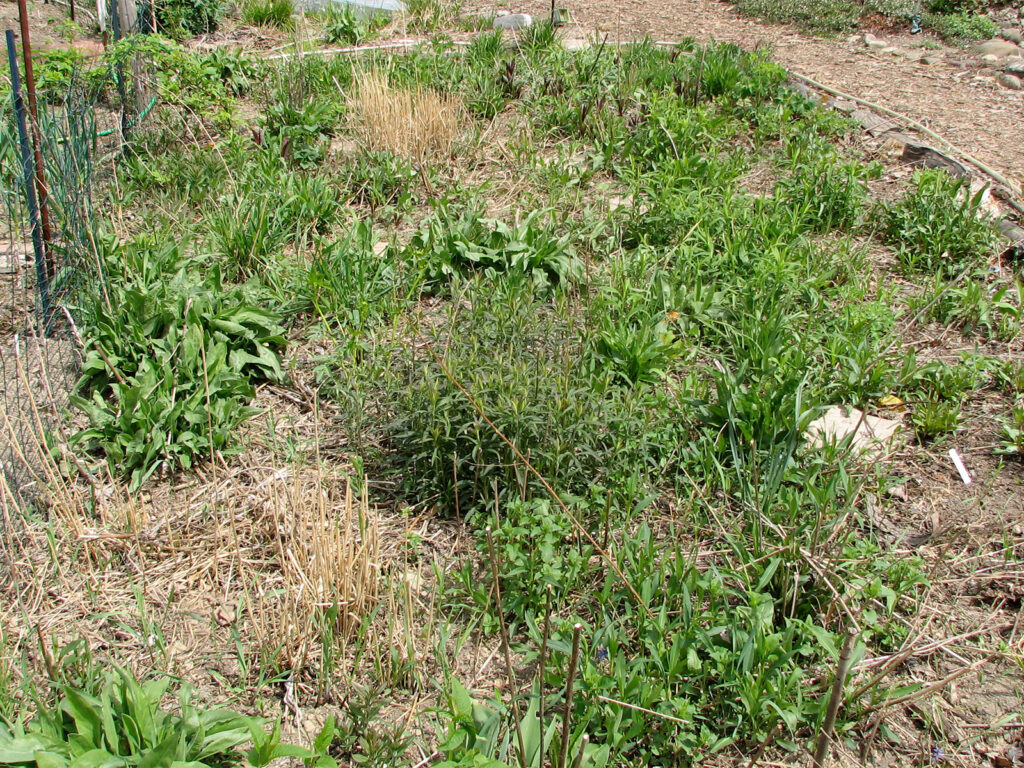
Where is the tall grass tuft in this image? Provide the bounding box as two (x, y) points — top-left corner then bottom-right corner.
(347, 72), (464, 164)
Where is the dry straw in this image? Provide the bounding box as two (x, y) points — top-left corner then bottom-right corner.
(347, 71), (464, 163)
(246, 470), (380, 674)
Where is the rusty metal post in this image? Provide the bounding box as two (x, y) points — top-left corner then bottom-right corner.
(16, 0), (56, 280)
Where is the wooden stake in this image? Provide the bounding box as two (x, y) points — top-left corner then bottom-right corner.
(812, 628), (858, 768)
(559, 624), (582, 768)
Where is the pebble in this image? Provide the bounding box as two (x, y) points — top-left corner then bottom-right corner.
(920, 56), (942, 65)
(880, 45), (901, 55)
(998, 73), (1023, 89)
(981, 54), (1000, 65)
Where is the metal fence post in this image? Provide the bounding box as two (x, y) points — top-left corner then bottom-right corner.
(5, 30), (52, 334)
(16, 0), (55, 279)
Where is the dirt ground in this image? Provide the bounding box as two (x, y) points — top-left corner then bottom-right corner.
(465, 0), (1024, 199)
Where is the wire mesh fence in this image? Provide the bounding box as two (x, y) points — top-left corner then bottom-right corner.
(1, 0), (153, 513)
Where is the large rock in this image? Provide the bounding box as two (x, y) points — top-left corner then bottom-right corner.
(1000, 27), (1024, 45)
(1006, 57), (1024, 75)
(493, 12), (532, 29)
(806, 406), (903, 458)
(998, 73), (1024, 89)
(975, 39), (1022, 58)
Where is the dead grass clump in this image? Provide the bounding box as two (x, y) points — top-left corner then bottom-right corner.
(244, 469), (380, 676)
(348, 71), (464, 163)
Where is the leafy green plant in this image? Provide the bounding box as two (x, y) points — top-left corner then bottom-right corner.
(998, 405), (1024, 456)
(0, 668), (252, 768)
(593, 315), (685, 385)
(70, 236), (286, 489)
(262, 99), (338, 169)
(320, 6), (386, 44)
(776, 156), (877, 233)
(400, 207), (581, 293)
(491, 499), (593, 617)
(883, 170), (997, 276)
(200, 48), (259, 96)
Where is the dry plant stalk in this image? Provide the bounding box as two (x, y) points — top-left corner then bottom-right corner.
(348, 71), (464, 163)
(248, 471), (380, 674)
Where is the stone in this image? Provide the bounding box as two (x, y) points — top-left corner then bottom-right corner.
(901, 142), (970, 178)
(1000, 27), (1024, 44)
(880, 45), (901, 55)
(493, 12), (532, 29)
(921, 56), (942, 65)
(981, 54), (1001, 65)
(975, 39), (1022, 58)
(863, 32), (880, 44)
(806, 406), (903, 458)
(1006, 57), (1024, 74)
(998, 72), (1024, 89)
(997, 218), (1024, 243)
(561, 37), (590, 50)
(867, 39), (888, 50)
(607, 195), (633, 212)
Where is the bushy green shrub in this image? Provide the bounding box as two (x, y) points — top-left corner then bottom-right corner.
(151, 0), (223, 36)
(922, 11), (998, 40)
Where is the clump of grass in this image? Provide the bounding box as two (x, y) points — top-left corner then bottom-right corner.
(883, 170), (998, 276)
(911, 399), (962, 441)
(242, 0), (294, 28)
(347, 71), (464, 163)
